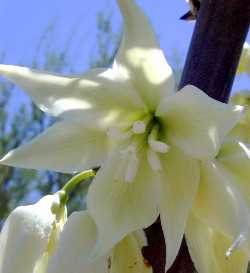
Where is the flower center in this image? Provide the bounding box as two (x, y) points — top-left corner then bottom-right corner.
(146, 123), (169, 172)
(107, 114), (170, 183)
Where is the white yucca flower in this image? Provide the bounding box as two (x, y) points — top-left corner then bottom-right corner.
(0, 0), (248, 270)
(0, 193), (66, 273)
(46, 210), (152, 273)
(186, 213), (249, 273)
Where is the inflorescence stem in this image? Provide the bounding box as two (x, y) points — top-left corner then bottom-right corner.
(144, 0), (250, 273)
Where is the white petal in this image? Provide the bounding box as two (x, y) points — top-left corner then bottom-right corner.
(114, 0), (175, 109)
(158, 148), (199, 270)
(111, 231), (152, 273)
(218, 140), (250, 203)
(33, 253), (49, 273)
(0, 121), (108, 172)
(47, 211), (109, 273)
(192, 161), (250, 239)
(229, 95), (250, 143)
(186, 213), (249, 273)
(0, 65), (146, 128)
(0, 195), (59, 273)
(157, 85), (244, 160)
(87, 150), (159, 257)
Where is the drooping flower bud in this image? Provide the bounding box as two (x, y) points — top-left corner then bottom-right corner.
(0, 193), (66, 273)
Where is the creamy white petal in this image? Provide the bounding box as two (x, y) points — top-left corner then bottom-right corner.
(87, 150), (159, 257)
(186, 213), (249, 273)
(218, 140), (250, 202)
(47, 211), (109, 273)
(111, 231), (152, 273)
(158, 148), (200, 270)
(192, 161), (250, 239)
(0, 121), (108, 172)
(0, 195), (59, 273)
(33, 253), (49, 273)
(0, 65), (146, 128)
(156, 85), (244, 160)
(114, 0), (175, 109)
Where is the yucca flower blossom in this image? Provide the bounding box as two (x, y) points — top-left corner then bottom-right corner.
(186, 213), (249, 273)
(190, 139), (250, 257)
(229, 92), (250, 143)
(0, 0), (247, 270)
(47, 210), (151, 273)
(0, 193), (66, 273)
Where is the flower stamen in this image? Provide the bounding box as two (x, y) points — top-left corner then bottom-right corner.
(120, 144), (140, 183)
(132, 121), (146, 134)
(125, 152), (139, 183)
(147, 149), (162, 171)
(149, 140), (170, 153)
(148, 124), (170, 153)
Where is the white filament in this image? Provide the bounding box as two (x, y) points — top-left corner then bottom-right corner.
(147, 149), (162, 171)
(120, 144), (139, 183)
(132, 120), (146, 134)
(149, 139), (170, 153)
(125, 153), (139, 183)
(148, 123), (170, 154)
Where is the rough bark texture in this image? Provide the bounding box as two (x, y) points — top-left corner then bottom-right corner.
(143, 0), (250, 273)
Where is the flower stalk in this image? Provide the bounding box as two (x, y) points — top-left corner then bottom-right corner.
(144, 0), (250, 272)
(180, 0), (250, 102)
(61, 170), (96, 202)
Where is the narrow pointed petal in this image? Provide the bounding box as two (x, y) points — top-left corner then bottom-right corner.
(158, 148), (199, 270)
(115, 0), (175, 109)
(111, 231), (152, 273)
(0, 121), (108, 172)
(0, 195), (59, 273)
(0, 65), (146, 128)
(87, 150), (159, 257)
(192, 161), (250, 239)
(186, 213), (249, 273)
(157, 85), (244, 160)
(47, 211), (109, 273)
(218, 140), (250, 203)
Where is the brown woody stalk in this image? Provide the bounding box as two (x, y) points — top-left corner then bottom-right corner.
(143, 0), (250, 273)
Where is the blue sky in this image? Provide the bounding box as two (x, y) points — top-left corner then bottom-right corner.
(0, 0), (249, 93)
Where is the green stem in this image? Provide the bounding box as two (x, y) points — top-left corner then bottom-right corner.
(61, 169), (96, 202)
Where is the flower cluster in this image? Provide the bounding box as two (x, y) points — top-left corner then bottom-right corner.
(1, 1), (250, 273)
